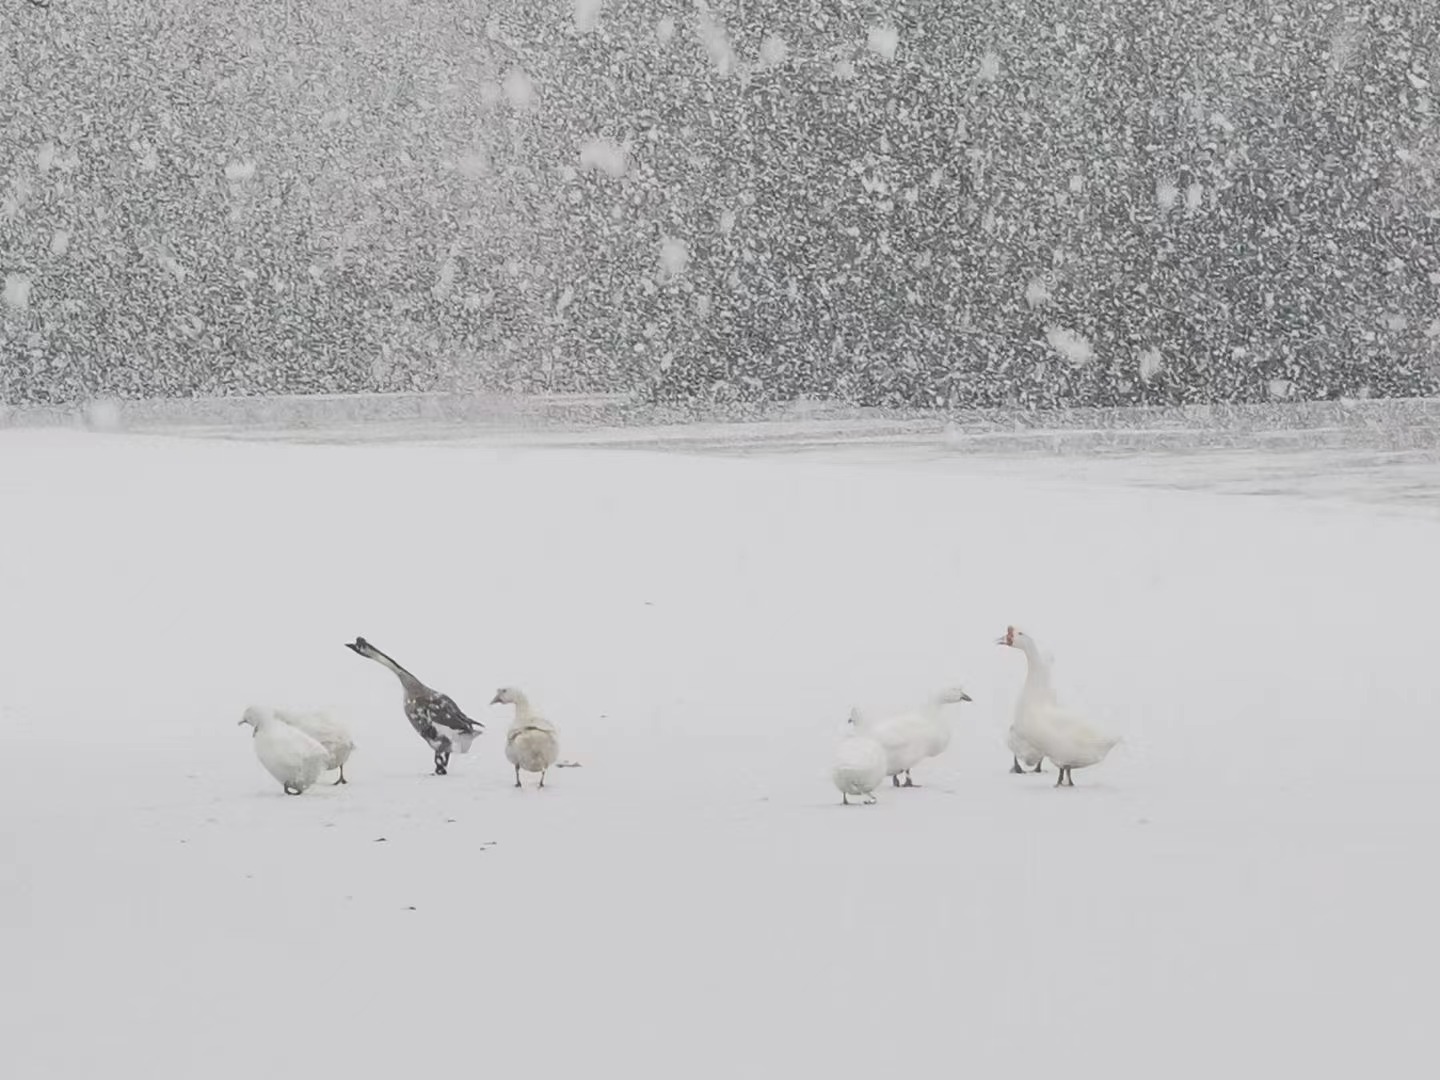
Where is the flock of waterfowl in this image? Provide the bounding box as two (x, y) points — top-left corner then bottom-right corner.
(238, 637), (559, 795)
(237, 627), (1121, 799)
(835, 625), (1122, 801)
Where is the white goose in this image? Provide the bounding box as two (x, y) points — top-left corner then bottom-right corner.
(849, 687), (973, 787)
(1008, 727), (1046, 775)
(491, 687), (560, 788)
(831, 729), (888, 805)
(997, 625), (1119, 787)
(274, 709), (356, 784)
(238, 705), (331, 795)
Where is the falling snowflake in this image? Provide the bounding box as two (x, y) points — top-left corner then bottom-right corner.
(224, 161), (256, 183)
(434, 258), (457, 299)
(456, 150), (489, 178)
(658, 236), (689, 282)
(50, 229), (70, 256)
(574, 0), (604, 34)
(1024, 277), (1052, 308)
(1138, 348), (1164, 382)
(759, 34), (788, 67)
(867, 26), (899, 61)
(978, 50), (1001, 82)
(3, 274), (32, 310)
(697, 12), (735, 75)
(655, 15), (676, 44)
(1185, 182), (1204, 211)
(579, 137), (628, 177)
(83, 399), (123, 432)
(1156, 179), (1179, 212)
(503, 68), (536, 108)
(1045, 326), (1095, 366)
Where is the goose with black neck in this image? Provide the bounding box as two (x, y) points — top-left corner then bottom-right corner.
(344, 636), (484, 775)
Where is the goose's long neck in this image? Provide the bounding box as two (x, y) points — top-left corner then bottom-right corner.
(368, 648), (424, 694)
(1020, 643), (1053, 695)
(509, 693), (537, 722)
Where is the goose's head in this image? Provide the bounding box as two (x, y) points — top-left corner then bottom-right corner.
(344, 637), (379, 660)
(238, 705), (271, 731)
(996, 625), (1030, 649)
(935, 686), (973, 705)
(490, 686), (524, 706)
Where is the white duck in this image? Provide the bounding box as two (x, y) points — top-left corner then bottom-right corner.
(831, 729), (888, 805)
(997, 625), (1119, 787)
(848, 687), (973, 787)
(274, 709), (356, 784)
(238, 705), (331, 795)
(491, 687), (560, 788)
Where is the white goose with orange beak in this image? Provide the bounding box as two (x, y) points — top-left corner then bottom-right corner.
(997, 625), (1120, 787)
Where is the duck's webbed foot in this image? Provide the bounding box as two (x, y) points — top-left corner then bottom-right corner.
(283, 784), (302, 795)
(1010, 756), (1025, 774)
(891, 774), (901, 787)
(514, 765), (522, 788)
(901, 772), (918, 788)
(434, 751), (450, 776)
(1031, 761), (1044, 773)
(864, 793), (877, 804)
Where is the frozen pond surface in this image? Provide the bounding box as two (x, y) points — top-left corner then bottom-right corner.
(2, 406), (1437, 1078)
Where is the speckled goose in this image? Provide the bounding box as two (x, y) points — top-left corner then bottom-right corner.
(344, 637), (483, 775)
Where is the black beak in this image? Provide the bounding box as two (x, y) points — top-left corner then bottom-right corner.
(961, 692), (973, 702)
(489, 693), (503, 706)
(345, 639), (365, 654)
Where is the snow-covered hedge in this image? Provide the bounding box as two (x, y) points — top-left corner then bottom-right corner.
(2, 2), (1437, 407)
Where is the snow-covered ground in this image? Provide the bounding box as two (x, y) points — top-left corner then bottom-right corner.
(2, 421), (1437, 1078)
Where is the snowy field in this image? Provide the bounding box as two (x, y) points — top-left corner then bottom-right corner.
(3, 416), (1438, 1078)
